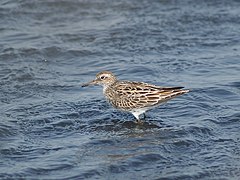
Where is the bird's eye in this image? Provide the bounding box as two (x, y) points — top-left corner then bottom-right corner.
(100, 76), (105, 80)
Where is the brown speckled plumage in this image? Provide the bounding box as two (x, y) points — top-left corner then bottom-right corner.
(82, 71), (189, 123)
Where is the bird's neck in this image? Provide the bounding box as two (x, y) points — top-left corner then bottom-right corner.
(103, 84), (108, 93)
(102, 81), (115, 93)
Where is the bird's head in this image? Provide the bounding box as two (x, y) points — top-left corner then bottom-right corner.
(82, 71), (117, 87)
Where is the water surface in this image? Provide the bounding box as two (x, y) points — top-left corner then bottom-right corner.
(1, 0), (240, 179)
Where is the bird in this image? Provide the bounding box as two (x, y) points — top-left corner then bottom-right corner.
(82, 71), (189, 124)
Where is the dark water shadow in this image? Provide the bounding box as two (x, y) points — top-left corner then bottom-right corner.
(84, 116), (177, 135)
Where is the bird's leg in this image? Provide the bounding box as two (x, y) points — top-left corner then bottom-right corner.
(135, 113), (146, 124)
(135, 118), (143, 125)
(135, 115), (144, 125)
(132, 112), (144, 124)
(143, 113), (146, 119)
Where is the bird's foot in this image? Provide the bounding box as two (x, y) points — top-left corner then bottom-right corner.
(135, 119), (144, 125)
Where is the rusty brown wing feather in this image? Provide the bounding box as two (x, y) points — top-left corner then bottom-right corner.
(112, 81), (189, 109)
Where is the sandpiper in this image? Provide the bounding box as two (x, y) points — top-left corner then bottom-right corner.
(82, 71), (189, 123)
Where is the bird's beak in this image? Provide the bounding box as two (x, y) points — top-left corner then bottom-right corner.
(81, 80), (98, 87)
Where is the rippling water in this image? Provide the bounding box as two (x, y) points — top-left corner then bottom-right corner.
(1, 0), (240, 179)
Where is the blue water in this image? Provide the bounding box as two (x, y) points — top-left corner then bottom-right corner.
(1, 0), (240, 179)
